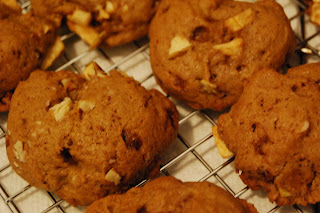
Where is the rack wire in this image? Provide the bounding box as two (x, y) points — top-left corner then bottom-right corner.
(0, 0), (319, 212)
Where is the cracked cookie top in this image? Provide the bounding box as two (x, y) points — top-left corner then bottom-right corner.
(86, 176), (258, 213)
(6, 63), (179, 206)
(217, 63), (320, 206)
(149, 0), (296, 111)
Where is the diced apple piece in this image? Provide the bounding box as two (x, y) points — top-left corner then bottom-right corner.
(213, 38), (243, 56)
(212, 126), (234, 158)
(225, 8), (254, 32)
(168, 36), (191, 59)
(41, 37), (65, 70)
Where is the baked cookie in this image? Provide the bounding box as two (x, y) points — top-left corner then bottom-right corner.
(0, 0), (21, 19)
(149, 0), (296, 111)
(305, 0), (320, 25)
(0, 10), (64, 111)
(30, 0), (158, 48)
(86, 176), (257, 213)
(6, 63), (179, 206)
(216, 63), (320, 206)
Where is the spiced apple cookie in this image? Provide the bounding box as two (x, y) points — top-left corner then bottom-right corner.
(0, 10), (64, 111)
(0, 0), (21, 19)
(149, 0), (296, 111)
(30, 0), (158, 48)
(86, 176), (257, 213)
(305, 0), (320, 25)
(215, 63), (320, 206)
(6, 63), (179, 206)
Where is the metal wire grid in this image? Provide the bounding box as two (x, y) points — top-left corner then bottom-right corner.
(0, 0), (319, 212)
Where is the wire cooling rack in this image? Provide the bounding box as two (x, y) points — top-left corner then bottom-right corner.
(0, 0), (319, 212)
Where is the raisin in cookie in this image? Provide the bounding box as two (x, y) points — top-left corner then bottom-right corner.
(31, 0), (158, 48)
(86, 176), (257, 213)
(216, 63), (320, 206)
(6, 63), (179, 206)
(149, 0), (296, 111)
(0, 11), (64, 111)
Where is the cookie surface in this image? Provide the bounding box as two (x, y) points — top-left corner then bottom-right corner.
(0, 1), (21, 19)
(0, 11), (59, 111)
(86, 176), (257, 213)
(31, 0), (158, 48)
(6, 66), (179, 206)
(149, 0), (295, 111)
(305, 0), (320, 26)
(217, 63), (320, 206)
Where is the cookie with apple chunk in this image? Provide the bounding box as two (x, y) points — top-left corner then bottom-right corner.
(304, 0), (320, 26)
(0, 9), (64, 111)
(149, 0), (296, 111)
(86, 176), (257, 213)
(31, 0), (159, 48)
(216, 63), (320, 206)
(6, 63), (178, 206)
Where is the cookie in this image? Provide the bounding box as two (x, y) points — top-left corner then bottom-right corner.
(149, 0), (296, 111)
(0, 11), (64, 111)
(0, 0), (21, 19)
(86, 176), (257, 213)
(216, 63), (320, 206)
(30, 0), (158, 48)
(6, 63), (179, 206)
(305, 0), (320, 25)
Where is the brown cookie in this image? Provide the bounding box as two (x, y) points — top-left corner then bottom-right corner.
(30, 0), (158, 48)
(0, 1), (21, 19)
(0, 11), (64, 111)
(6, 63), (179, 206)
(216, 63), (320, 206)
(86, 176), (258, 213)
(305, 0), (320, 25)
(149, 0), (296, 111)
